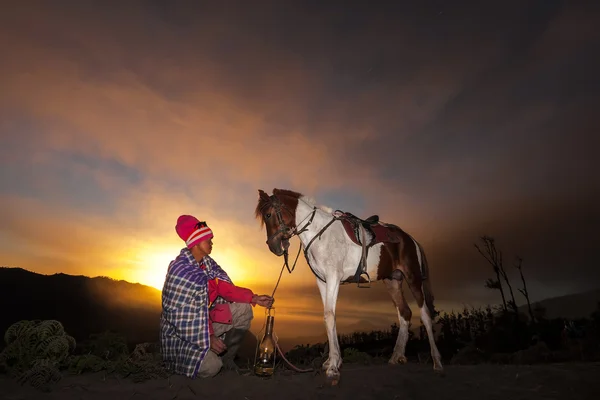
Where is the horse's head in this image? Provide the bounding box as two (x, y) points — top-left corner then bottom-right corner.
(255, 188), (301, 256)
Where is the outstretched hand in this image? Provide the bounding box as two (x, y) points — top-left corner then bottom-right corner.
(252, 294), (274, 308)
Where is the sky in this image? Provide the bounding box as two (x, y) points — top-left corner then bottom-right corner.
(1, 0), (599, 339)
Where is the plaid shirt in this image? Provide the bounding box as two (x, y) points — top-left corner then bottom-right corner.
(160, 247), (232, 378)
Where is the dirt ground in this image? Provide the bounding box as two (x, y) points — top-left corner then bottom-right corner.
(1, 362), (599, 400)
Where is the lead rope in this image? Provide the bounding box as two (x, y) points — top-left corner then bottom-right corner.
(259, 242), (314, 374)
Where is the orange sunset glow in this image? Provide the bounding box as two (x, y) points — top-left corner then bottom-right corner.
(1, 1), (598, 343)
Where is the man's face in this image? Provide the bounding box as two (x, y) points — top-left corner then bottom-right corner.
(198, 238), (213, 255)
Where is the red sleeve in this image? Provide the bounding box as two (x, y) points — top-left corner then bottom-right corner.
(215, 280), (254, 304)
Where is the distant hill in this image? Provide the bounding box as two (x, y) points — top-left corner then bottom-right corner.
(0, 267), (162, 348)
(520, 288), (600, 320)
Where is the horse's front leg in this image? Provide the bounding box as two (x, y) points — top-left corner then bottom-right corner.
(316, 278), (331, 370)
(316, 277), (342, 385)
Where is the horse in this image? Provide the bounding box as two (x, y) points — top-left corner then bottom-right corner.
(254, 188), (444, 385)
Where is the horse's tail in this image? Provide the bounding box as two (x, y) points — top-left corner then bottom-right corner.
(416, 240), (437, 318)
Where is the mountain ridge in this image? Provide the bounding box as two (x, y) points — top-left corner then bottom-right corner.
(2, 266), (598, 352)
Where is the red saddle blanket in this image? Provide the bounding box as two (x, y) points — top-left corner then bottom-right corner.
(340, 218), (402, 246)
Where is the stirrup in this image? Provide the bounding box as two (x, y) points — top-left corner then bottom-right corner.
(357, 272), (371, 288)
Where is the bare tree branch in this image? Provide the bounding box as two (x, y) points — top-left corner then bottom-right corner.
(515, 256), (535, 323)
(475, 235), (508, 312)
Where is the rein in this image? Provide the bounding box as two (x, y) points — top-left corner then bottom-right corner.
(268, 202), (319, 297)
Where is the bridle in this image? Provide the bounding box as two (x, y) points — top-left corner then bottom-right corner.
(260, 194), (317, 273)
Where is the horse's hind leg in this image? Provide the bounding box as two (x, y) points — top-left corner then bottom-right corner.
(419, 301), (443, 372)
(405, 273), (443, 372)
(383, 278), (411, 364)
(421, 304), (444, 372)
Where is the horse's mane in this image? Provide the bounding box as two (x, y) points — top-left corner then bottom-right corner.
(255, 188), (337, 228)
(274, 188), (303, 200)
(298, 193), (334, 213)
(315, 202), (333, 213)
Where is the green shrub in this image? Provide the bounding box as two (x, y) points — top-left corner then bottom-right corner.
(342, 347), (372, 364)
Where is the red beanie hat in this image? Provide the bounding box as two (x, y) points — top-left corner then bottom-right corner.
(176, 215), (214, 249)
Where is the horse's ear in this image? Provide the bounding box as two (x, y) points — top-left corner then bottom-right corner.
(258, 189), (270, 201)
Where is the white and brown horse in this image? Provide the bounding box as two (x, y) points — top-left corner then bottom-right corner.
(255, 188), (443, 385)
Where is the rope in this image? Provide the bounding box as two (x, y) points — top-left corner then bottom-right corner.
(275, 342), (314, 373)
(261, 242), (314, 374)
(270, 243), (301, 299)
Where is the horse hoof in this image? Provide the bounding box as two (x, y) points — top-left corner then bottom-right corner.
(325, 370), (340, 386)
(434, 365), (445, 376)
(388, 355), (408, 365)
(326, 375), (340, 386)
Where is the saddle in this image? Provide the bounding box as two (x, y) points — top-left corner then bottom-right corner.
(338, 212), (403, 246)
(335, 211), (403, 288)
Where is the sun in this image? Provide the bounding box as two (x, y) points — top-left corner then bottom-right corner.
(210, 249), (252, 285)
(136, 249), (177, 291)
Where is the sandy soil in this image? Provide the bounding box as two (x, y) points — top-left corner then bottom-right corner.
(1, 362), (599, 400)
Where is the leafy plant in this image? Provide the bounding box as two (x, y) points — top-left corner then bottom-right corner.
(0, 319), (76, 391)
(108, 342), (169, 383)
(342, 347), (372, 364)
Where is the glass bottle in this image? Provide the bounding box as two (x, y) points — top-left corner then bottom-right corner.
(254, 308), (276, 377)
